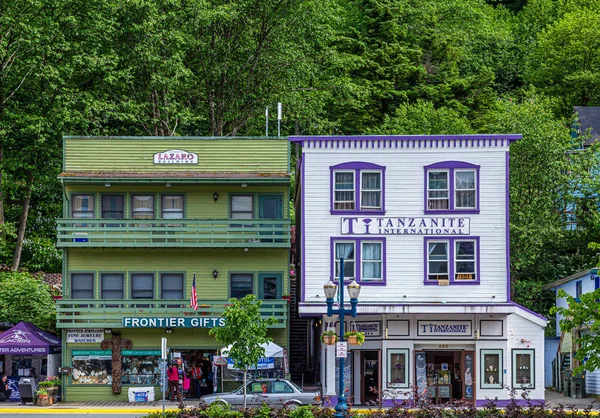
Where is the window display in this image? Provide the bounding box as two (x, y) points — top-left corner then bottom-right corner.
(122, 351), (161, 385)
(512, 349), (534, 389)
(71, 350), (112, 384)
(387, 349), (409, 388)
(480, 350), (502, 388)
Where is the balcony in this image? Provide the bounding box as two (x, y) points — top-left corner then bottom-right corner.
(56, 299), (288, 329)
(56, 218), (291, 248)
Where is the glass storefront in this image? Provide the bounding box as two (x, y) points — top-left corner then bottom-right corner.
(71, 350), (161, 385)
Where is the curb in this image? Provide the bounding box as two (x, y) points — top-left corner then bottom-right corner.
(0, 408), (179, 414)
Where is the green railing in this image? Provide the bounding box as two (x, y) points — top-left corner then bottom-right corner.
(56, 299), (288, 328)
(56, 218), (291, 248)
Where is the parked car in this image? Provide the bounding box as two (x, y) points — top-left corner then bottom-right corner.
(200, 378), (320, 409)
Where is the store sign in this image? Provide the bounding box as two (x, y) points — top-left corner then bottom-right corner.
(417, 320), (472, 337)
(122, 317), (225, 328)
(227, 357), (275, 370)
(341, 217), (470, 236)
(153, 149), (198, 164)
(336, 342), (347, 358)
(354, 321), (381, 337)
(72, 350), (112, 360)
(67, 329), (104, 343)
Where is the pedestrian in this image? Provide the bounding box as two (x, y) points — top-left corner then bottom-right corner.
(167, 363), (181, 402)
(0, 375), (11, 402)
(190, 362), (202, 398)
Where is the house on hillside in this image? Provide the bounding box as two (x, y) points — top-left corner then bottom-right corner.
(545, 268), (600, 396)
(292, 134), (547, 406)
(56, 136), (292, 401)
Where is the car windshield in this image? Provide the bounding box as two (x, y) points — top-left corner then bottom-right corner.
(287, 380), (303, 392)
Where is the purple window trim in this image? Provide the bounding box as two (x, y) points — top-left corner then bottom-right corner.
(506, 151), (511, 302)
(330, 236), (387, 286)
(330, 162), (386, 214)
(301, 155), (306, 303)
(423, 236), (480, 285)
(424, 161), (480, 214)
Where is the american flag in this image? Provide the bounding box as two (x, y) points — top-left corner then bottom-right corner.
(191, 273), (198, 311)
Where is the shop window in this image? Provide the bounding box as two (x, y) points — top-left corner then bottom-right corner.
(332, 238), (386, 285)
(131, 273), (154, 299)
(231, 195), (253, 219)
(71, 194), (95, 218)
(161, 273), (183, 300)
(424, 237), (479, 285)
(480, 349), (502, 389)
(161, 195), (184, 219)
(424, 161), (480, 213)
(101, 195), (124, 219)
(387, 349), (409, 388)
(71, 273), (94, 299)
(330, 162), (386, 214)
(230, 273), (253, 299)
(71, 350), (112, 384)
(131, 195), (155, 219)
(259, 273), (282, 300)
(101, 273), (124, 299)
(122, 350), (162, 385)
(512, 349), (534, 389)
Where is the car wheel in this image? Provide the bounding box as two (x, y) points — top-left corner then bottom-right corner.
(285, 402), (300, 411)
(212, 400), (229, 408)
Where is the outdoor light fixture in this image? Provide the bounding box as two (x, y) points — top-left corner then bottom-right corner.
(105, 183), (111, 187)
(213, 192), (219, 202)
(213, 270), (218, 279)
(165, 183), (172, 187)
(105, 329), (112, 334)
(165, 328), (173, 334)
(323, 258), (360, 418)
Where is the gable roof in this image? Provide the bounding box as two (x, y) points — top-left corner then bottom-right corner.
(574, 106), (600, 146)
(544, 268), (598, 290)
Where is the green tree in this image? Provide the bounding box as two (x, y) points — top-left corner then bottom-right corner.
(0, 271), (56, 331)
(209, 294), (277, 407)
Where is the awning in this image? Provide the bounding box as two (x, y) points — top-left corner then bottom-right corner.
(0, 322), (61, 355)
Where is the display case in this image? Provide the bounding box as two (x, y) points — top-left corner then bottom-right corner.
(387, 349), (409, 388)
(480, 349), (502, 388)
(121, 351), (161, 385)
(512, 349), (534, 389)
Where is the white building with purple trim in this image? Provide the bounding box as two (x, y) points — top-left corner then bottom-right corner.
(291, 134), (546, 407)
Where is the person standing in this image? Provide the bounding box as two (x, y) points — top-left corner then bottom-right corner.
(0, 375), (11, 402)
(166, 363), (181, 402)
(190, 362), (202, 398)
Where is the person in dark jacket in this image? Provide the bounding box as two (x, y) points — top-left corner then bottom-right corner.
(0, 375), (11, 402)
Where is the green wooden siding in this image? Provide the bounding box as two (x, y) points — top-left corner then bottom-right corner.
(63, 137), (288, 173)
(66, 248), (289, 299)
(64, 185), (289, 219)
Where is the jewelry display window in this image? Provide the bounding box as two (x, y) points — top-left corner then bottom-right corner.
(387, 349), (409, 388)
(512, 349), (534, 389)
(480, 349), (502, 388)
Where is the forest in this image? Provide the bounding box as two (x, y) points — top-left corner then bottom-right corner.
(1, 0), (600, 331)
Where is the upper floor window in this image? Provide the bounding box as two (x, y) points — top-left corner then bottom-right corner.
(102, 195), (124, 219)
(424, 161), (480, 214)
(425, 237), (479, 285)
(131, 273), (154, 299)
(332, 238), (386, 285)
(576, 280), (582, 302)
(101, 273), (124, 299)
(72, 194), (95, 218)
(161, 273), (183, 299)
(230, 273), (253, 298)
(162, 195), (184, 219)
(330, 162), (385, 214)
(231, 195), (253, 219)
(71, 273), (94, 299)
(132, 195), (155, 219)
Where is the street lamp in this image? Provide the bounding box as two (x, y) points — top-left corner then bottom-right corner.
(324, 257), (361, 418)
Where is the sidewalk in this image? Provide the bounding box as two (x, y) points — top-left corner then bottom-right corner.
(545, 389), (600, 410)
(0, 399), (191, 414)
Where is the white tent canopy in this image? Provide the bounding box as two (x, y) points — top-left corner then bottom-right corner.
(221, 341), (284, 358)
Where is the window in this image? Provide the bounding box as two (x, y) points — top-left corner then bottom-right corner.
(334, 241), (355, 281)
(161, 273), (183, 299)
(361, 242), (382, 281)
(512, 349), (534, 389)
(259, 273), (282, 300)
(72, 194), (95, 218)
(332, 238), (386, 285)
(230, 274), (253, 298)
(481, 350), (502, 388)
(272, 381), (294, 393)
(424, 161), (480, 213)
(161, 195), (184, 219)
(101, 195), (124, 219)
(231, 195), (253, 219)
(71, 350), (112, 384)
(330, 162), (385, 214)
(387, 349), (409, 388)
(131, 273), (154, 299)
(71, 273), (94, 299)
(576, 280), (582, 302)
(132, 195), (155, 219)
(424, 237), (479, 285)
(101, 273), (124, 299)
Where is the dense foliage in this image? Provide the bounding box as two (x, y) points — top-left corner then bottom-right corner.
(1, 0), (599, 330)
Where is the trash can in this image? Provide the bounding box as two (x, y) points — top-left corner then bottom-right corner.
(18, 377), (36, 405)
(128, 386), (155, 402)
(572, 377), (586, 398)
(563, 378), (571, 397)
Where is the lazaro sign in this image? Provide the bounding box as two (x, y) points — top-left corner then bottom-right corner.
(341, 217), (470, 235)
(153, 149), (198, 164)
(122, 317), (225, 328)
(417, 320), (472, 337)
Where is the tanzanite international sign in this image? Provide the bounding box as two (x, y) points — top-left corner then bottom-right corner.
(417, 321), (472, 337)
(341, 217), (470, 235)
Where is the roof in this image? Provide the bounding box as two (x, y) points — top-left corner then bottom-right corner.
(59, 171), (290, 184)
(0, 321), (61, 354)
(289, 134), (522, 143)
(544, 268), (598, 290)
(574, 106), (600, 146)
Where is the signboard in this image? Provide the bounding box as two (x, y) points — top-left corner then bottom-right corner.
(67, 329), (104, 343)
(415, 352), (427, 399)
(341, 217), (470, 236)
(72, 350), (112, 360)
(354, 321), (381, 337)
(417, 320), (472, 337)
(227, 357), (275, 370)
(464, 354), (474, 399)
(336, 342), (347, 358)
(153, 149), (198, 164)
(122, 317), (225, 328)
(213, 356), (228, 366)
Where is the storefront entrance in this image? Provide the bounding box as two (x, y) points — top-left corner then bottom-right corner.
(360, 351), (380, 404)
(415, 350), (475, 404)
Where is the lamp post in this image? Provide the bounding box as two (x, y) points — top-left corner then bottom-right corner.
(324, 257), (361, 418)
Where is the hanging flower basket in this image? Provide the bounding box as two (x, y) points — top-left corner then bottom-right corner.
(344, 331), (365, 345)
(321, 330), (338, 345)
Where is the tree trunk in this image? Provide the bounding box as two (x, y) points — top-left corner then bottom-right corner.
(11, 173), (34, 271)
(243, 369), (247, 408)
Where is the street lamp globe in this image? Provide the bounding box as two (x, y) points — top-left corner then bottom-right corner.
(323, 280), (338, 299)
(347, 279), (361, 299)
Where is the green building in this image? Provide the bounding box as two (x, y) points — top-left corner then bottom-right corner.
(56, 136), (291, 401)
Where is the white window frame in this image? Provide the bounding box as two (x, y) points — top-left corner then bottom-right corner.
(454, 240), (477, 281)
(333, 170), (355, 210)
(334, 241), (356, 281)
(361, 241), (383, 282)
(427, 170), (449, 210)
(360, 170), (382, 210)
(454, 169), (477, 210)
(427, 240), (449, 282)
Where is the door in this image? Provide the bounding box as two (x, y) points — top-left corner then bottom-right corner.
(361, 351), (380, 404)
(258, 195), (283, 242)
(461, 350), (475, 404)
(259, 273), (282, 300)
